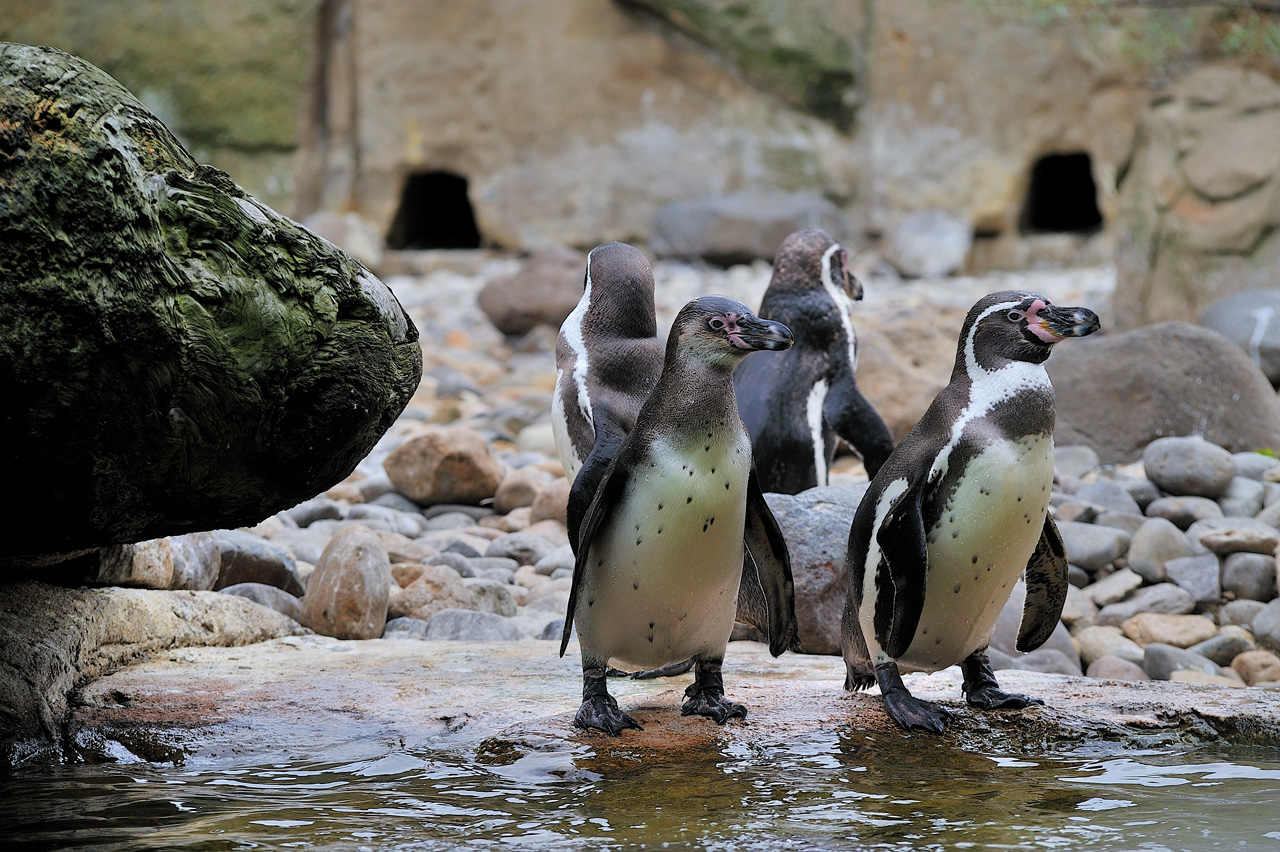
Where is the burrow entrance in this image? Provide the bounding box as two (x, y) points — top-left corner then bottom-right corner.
(386, 171), (483, 250)
(1019, 152), (1103, 235)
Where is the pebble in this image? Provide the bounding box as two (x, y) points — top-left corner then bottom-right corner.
(1093, 512), (1146, 536)
(494, 465), (555, 514)
(284, 497), (345, 527)
(1075, 480), (1142, 516)
(1231, 451), (1280, 481)
(1074, 625), (1146, 667)
(383, 616), (432, 640)
(533, 544), (575, 576)
(1086, 654), (1150, 681)
(300, 526), (391, 640)
(1253, 599), (1280, 653)
(529, 477), (571, 525)
(1162, 553), (1221, 607)
(485, 532), (557, 566)
(1220, 599), (1267, 627)
(1054, 444), (1099, 478)
(1126, 518), (1195, 583)
(1168, 670), (1246, 688)
(1144, 496), (1224, 530)
(1187, 625), (1256, 666)
(219, 582), (302, 622)
(1142, 643), (1222, 680)
(1083, 567), (1143, 607)
(1142, 435), (1236, 499)
(1097, 583), (1194, 626)
(1057, 521), (1130, 570)
(388, 565), (474, 621)
(1059, 585), (1098, 632)
(1189, 517), (1280, 556)
(425, 609), (521, 641)
(463, 577), (518, 617)
(1220, 552), (1277, 603)
(211, 529), (305, 596)
(1218, 476), (1265, 518)
(1120, 613), (1217, 648)
(1231, 649), (1280, 685)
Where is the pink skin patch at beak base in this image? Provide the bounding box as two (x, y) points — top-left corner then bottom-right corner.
(1023, 298), (1063, 344)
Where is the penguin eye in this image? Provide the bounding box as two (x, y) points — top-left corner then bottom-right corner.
(1006, 310), (1024, 323)
(708, 317), (727, 331)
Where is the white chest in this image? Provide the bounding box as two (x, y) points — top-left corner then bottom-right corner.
(576, 430), (752, 669)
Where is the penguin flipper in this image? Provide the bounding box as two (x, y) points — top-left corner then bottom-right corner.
(737, 468), (800, 656)
(560, 450), (629, 658)
(875, 478), (928, 660)
(566, 423), (626, 556)
(1017, 514), (1070, 652)
(824, 371), (895, 479)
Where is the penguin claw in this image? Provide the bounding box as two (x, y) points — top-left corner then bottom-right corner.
(965, 687), (1043, 711)
(574, 696), (643, 735)
(882, 692), (953, 734)
(681, 690), (748, 724)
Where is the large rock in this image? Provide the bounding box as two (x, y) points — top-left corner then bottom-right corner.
(93, 533), (221, 591)
(0, 45), (421, 566)
(299, 526), (392, 640)
(477, 246), (586, 336)
(1114, 65), (1280, 330)
(650, 191), (848, 265)
(383, 426), (507, 506)
(1047, 323), (1280, 464)
(1200, 289), (1280, 386)
(210, 530), (305, 597)
(1141, 436), (1236, 499)
(764, 485), (869, 655)
(880, 208), (973, 278)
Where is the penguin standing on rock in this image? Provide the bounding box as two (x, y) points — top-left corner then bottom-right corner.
(735, 228), (894, 493)
(842, 290), (1099, 733)
(562, 296), (799, 735)
(551, 242), (665, 548)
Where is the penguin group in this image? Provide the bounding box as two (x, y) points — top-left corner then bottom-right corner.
(551, 232), (1099, 736)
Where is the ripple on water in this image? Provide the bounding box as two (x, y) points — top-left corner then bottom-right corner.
(3, 735), (1280, 851)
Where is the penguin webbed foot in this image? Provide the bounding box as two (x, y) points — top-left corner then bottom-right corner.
(574, 695), (644, 735)
(680, 686), (747, 724)
(628, 657), (696, 680)
(960, 650), (1042, 712)
(875, 662), (952, 734)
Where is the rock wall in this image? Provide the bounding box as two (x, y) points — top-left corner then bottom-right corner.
(1113, 66), (1280, 331)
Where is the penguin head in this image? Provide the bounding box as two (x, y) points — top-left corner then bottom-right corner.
(668, 295), (793, 368)
(583, 241), (657, 339)
(768, 227), (863, 303)
(961, 290), (1100, 369)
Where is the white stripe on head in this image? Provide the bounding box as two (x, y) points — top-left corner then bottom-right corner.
(819, 243), (858, 372)
(930, 298), (1051, 485)
(806, 378), (830, 486)
(560, 248), (596, 426)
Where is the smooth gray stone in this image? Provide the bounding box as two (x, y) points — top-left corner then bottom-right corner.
(309, 517), (393, 535)
(346, 503), (428, 538)
(1142, 436), (1237, 499)
(1263, 483), (1280, 508)
(425, 609), (520, 641)
(355, 475), (397, 503)
(425, 512), (479, 531)
(1006, 648), (1084, 676)
(1055, 501), (1100, 524)
(211, 529), (305, 596)
(1234, 452), (1280, 481)
(266, 527), (332, 566)
(1188, 630), (1256, 666)
(533, 544), (575, 577)
(1097, 583), (1195, 626)
(1054, 445), (1100, 478)
(1087, 655), (1151, 681)
(1164, 553), (1222, 607)
(423, 504), (495, 521)
(539, 618), (566, 641)
(1084, 567), (1143, 607)
(1186, 516), (1280, 556)
(1218, 476), (1265, 518)
(989, 582), (1082, 674)
(370, 492), (426, 515)
(471, 567), (517, 584)
(1127, 517), (1195, 583)
(1220, 599), (1267, 627)
(284, 497), (345, 527)
(463, 577), (518, 617)
(1143, 643), (1222, 680)
(550, 567), (573, 581)
(442, 540), (484, 558)
(219, 582), (302, 622)
(1253, 599), (1280, 653)
(988, 647), (1017, 671)
(1094, 512), (1147, 536)
(426, 365), (482, 398)
(1117, 477), (1163, 512)
(427, 552), (477, 577)
(1057, 521), (1130, 570)
(1069, 565), (1091, 588)
(1221, 552), (1277, 603)
(1055, 475), (1083, 496)
(383, 616), (432, 641)
(485, 532), (556, 566)
(1076, 480), (1143, 516)
(1145, 496), (1224, 530)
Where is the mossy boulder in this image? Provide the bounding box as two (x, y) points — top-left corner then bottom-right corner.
(0, 44), (421, 565)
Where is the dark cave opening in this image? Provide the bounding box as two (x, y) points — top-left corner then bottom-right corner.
(1019, 152), (1103, 235)
(386, 171), (483, 250)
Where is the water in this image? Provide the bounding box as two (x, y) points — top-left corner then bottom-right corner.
(5, 730), (1279, 851)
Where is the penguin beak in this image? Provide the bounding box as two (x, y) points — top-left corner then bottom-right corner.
(729, 315), (793, 351)
(845, 269), (864, 302)
(1032, 304), (1101, 342)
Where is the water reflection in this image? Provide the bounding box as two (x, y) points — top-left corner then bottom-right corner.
(3, 733), (1280, 850)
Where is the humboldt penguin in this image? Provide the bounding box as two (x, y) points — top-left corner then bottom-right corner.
(735, 228), (893, 493)
(562, 295), (799, 734)
(550, 242), (665, 549)
(842, 290), (1099, 733)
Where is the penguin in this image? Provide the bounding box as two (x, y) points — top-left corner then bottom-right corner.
(841, 290), (1099, 733)
(734, 228), (894, 493)
(561, 295), (800, 734)
(550, 242), (665, 550)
